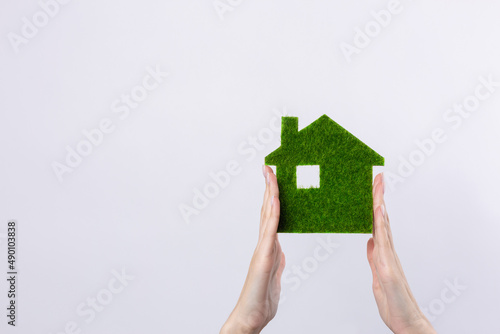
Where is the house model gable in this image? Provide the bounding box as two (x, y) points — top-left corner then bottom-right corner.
(265, 114), (384, 233)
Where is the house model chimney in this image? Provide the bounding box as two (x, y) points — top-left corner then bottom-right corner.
(282, 116), (298, 146)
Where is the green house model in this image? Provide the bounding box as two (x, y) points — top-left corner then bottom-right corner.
(265, 115), (384, 233)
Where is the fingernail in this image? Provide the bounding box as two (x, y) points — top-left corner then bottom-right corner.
(271, 195), (275, 207)
(266, 172), (270, 184)
(262, 165), (266, 177)
(381, 173), (385, 194)
(380, 204), (385, 217)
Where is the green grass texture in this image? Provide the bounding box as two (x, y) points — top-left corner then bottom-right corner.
(265, 115), (384, 233)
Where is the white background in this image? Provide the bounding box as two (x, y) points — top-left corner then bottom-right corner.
(1, 0), (500, 333)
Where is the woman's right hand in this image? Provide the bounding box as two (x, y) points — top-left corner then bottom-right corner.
(367, 174), (436, 334)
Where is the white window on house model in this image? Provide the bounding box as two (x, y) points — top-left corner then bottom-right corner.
(296, 165), (320, 188)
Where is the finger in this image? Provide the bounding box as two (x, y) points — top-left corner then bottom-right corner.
(272, 237), (282, 265)
(372, 174), (383, 237)
(377, 175), (394, 247)
(260, 165), (272, 237)
(271, 241), (285, 280)
(262, 169), (279, 231)
(372, 174), (384, 217)
(277, 252), (286, 281)
(372, 173), (383, 198)
(380, 200), (403, 277)
(262, 166), (274, 217)
(368, 238), (385, 296)
(373, 205), (398, 274)
(272, 235), (283, 269)
(373, 180), (391, 244)
(271, 239), (283, 275)
(262, 195), (280, 251)
(266, 169), (279, 213)
(366, 238), (378, 283)
(261, 165), (270, 213)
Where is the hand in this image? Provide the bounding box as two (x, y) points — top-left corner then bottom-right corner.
(367, 173), (436, 334)
(221, 165), (286, 334)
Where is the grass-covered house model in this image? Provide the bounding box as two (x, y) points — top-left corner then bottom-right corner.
(265, 115), (384, 233)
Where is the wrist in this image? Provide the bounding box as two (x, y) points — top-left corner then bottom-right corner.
(398, 319), (436, 334)
(220, 313), (261, 334)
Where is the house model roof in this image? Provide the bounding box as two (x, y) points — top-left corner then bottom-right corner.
(265, 114), (384, 166)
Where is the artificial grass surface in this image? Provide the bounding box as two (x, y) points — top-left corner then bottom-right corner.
(265, 115), (384, 233)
